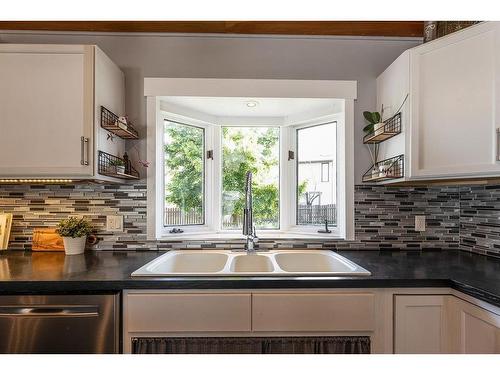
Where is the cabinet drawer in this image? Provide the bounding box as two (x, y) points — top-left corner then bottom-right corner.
(252, 293), (375, 332)
(126, 293), (251, 332)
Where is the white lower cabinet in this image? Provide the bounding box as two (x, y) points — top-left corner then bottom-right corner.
(394, 295), (451, 353)
(123, 289), (500, 354)
(394, 294), (500, 354)
(449, 297), (500, 354)
(123, 290), (385, 354)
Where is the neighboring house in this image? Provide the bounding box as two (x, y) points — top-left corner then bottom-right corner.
(298, 159), (336, 206)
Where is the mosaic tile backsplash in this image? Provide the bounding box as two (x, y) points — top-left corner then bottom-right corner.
(2, 182), (487, 254)
(459, 185), (500, 258)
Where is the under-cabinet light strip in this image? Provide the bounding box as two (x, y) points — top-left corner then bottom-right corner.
(0, 179), (74, 183)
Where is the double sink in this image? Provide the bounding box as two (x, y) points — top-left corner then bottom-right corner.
(132, 250), (371, 277)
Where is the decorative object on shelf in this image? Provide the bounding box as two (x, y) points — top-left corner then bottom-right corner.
(423, 21), (437, 42)
(423, 21), (481, 42)
(129, 144), (150, 168)
(32, 228), (64, 251)
(362, 155), (404, 183)
(109, 158), (126, 174)
(0, 213), (13, 250)
(56, 217), (93, 255)
(100, 106), (139, 139)
(98, 151), (140, 180)
(123, 152), (132, 175)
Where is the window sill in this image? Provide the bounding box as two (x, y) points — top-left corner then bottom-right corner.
(157, 231), (344, 241)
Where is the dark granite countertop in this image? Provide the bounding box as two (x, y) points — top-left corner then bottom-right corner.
(1, 249), (500, 307)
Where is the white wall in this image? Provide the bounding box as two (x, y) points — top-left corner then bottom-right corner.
(0, 31), (420, 183)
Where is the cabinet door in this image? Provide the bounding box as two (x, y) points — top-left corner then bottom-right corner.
(452, 298), (500, 354)
(376, 50), (409, 180)
(394, 295), (449, 354)
(252, 293), (375, 332)
(410, 22), (500, 179)
(0, 45), (94, 177)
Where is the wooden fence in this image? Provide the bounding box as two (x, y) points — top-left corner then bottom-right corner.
(297, 204), (337, 225)
(164, 208), (203, 226)
(165, 204), (336, 227)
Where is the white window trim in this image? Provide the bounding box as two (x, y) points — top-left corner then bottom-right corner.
(146, 78), (356, 241)
(283, 114), (344, 238)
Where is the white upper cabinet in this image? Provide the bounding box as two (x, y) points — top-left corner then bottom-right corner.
(0, 44), (126, 181)
(376, 22), (500, 182)
(376, 50), (410, 183)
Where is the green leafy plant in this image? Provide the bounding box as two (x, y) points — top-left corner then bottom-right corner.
(363, 106), (385, 167)
(56, 217), (93, 238)
(362, 111), (383, 134)
(109, 159), (125, 167)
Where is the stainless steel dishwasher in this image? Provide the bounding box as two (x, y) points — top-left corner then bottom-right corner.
(0, 294), (119, 354)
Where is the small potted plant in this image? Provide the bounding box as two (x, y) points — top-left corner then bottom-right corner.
(56, 217), (93, 255)
(109, 159), (126, 174)
(363, 110), (385, 138)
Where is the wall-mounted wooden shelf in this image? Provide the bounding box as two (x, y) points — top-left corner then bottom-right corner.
(362, 154), (404, 183)
(363, 112), (402, 144)
(101, 106), (139, 140)
(98, 151), (139, 180)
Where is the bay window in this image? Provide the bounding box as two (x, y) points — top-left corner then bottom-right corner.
(145, 78), (355, 241)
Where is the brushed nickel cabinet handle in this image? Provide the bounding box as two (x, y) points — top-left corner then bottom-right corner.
(81, 136), (89, 166)
(81, 136), (85, 165)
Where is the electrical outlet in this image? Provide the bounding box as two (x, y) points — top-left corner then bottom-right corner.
(106, 215), (123, 232)
(415, 215), (426, 232)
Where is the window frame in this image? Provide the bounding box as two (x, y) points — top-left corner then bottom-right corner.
(145, 78), (355, 241)
(154, 112), (347, 239)
(155, 109), (216, 236)
(163, 118), (207, 229)
(220, 124), (282, 231)
(281, 114), (345, 238)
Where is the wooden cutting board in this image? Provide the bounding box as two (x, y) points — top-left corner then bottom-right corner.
(0, 213), (13, 250)
(32, 228), (65, 251)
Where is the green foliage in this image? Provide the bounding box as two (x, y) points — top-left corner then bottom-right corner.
(164, 124), (281, 228)
(222, 127), (280, 228)
(298, 180), (308, 198)
(56, 217), (93, 238)
(363, 111), (382, 133)
(109, 159), (125, 167)
(164, 124), (204, 213)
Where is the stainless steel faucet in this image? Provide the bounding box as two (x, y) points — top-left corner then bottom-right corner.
(243, 171), (258, 252)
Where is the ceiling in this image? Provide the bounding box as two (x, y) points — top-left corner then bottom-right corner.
(160, 97), (343, 119)
(0, 21), (424, 37)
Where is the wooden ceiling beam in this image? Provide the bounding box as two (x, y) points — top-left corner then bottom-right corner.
(0, 21), (424, 37)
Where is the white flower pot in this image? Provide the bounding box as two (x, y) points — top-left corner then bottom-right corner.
(63, 236), (86, 255)
(115, 165), (125, 174)
(373, 122), (385, 136)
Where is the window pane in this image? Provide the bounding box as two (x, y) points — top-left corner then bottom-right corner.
(222, 127), (280, 230)
(164, 121), (204, 226)
(297, 122), (337, 226)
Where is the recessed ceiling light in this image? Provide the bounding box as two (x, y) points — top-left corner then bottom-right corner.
(246, 100), (259, 108)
